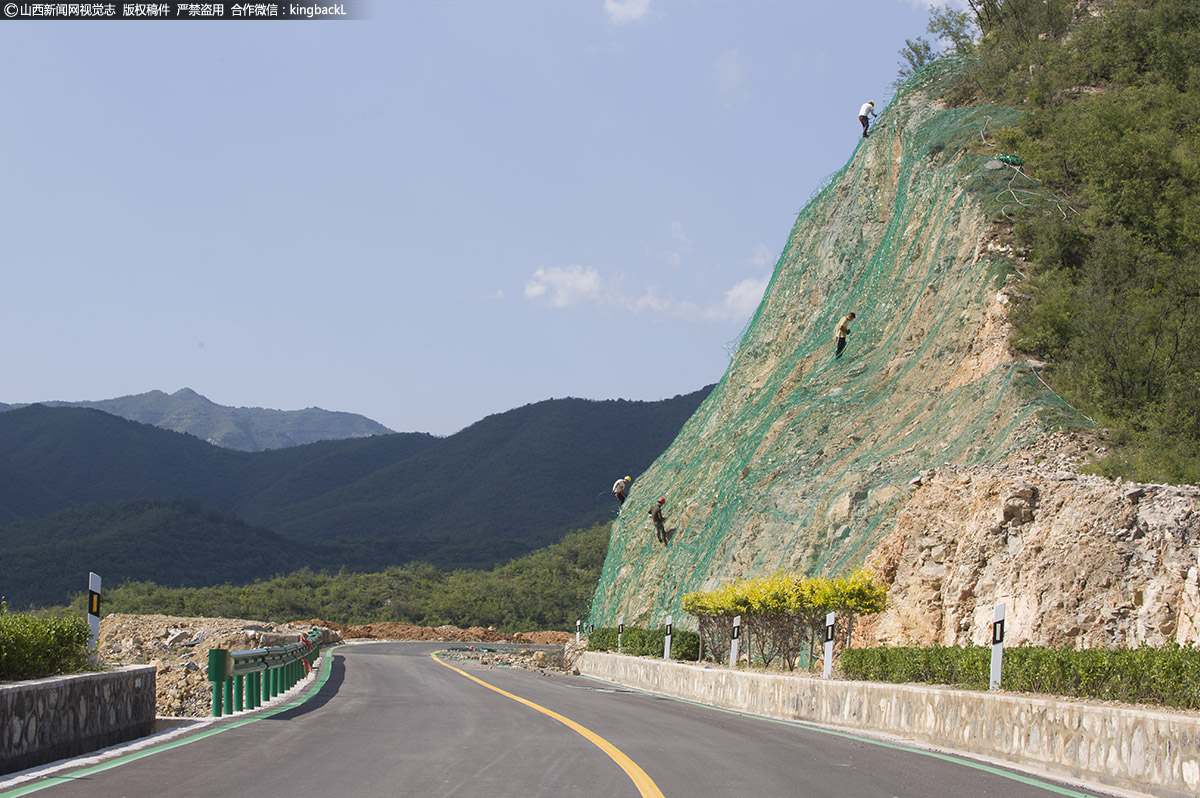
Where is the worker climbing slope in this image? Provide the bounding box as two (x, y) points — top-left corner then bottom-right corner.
(834, 312), (856, 358)
(858, 100), (876, 138)
(649, 497), (668, 545)
(613, 475), (631, 504)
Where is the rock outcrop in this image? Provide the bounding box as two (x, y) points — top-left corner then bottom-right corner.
(862, 440), (1200, 648)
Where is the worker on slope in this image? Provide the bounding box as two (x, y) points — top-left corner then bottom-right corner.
(858, 100), (876, 138)
(613, 475), (631, 504)
(649, 497), (668, 545)
(834, 312), (856, 358)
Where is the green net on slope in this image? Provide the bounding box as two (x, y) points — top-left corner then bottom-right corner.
(589, 60), (1092, 629)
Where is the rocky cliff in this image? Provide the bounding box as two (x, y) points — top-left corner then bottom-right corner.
(864, 431), (1200, 649)
(586, 65), (1195, 648)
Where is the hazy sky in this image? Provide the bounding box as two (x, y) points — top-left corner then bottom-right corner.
(2, 0), (955, 435)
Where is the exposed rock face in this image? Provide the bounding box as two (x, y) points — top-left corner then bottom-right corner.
(589, 68), (1082, 629)
(587, 67), (1198, 648)
(863, 458), (1200, 649)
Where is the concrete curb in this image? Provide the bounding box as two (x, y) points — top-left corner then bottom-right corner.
(578, 651), (1199, 798)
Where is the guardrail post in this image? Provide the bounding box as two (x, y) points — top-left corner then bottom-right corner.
(206, 630), (321, 717)
(208, 648), (230, 717)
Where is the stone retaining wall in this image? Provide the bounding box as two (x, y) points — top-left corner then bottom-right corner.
(578, 652), (1199, 798)
(1, 666), (157, 775)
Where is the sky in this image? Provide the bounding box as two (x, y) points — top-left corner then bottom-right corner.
(1, 0), (959, 436)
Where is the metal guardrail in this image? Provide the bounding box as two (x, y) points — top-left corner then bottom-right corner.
(206, 629), (323, 717)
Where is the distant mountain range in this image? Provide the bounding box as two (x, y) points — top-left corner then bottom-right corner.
(0, 388), (394, 451)
(0, 387), (712, 607)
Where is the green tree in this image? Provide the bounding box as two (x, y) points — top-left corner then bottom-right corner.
(897, 5), (979, 83)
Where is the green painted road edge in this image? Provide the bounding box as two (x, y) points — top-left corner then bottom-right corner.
(577, 674), (1105, 798)
(0, 645), (341, 798)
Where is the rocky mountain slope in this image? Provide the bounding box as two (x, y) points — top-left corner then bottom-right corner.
(586, 64), (1198, 648)
(863, 432), (1200, 649)
(4, 388), (394, 451)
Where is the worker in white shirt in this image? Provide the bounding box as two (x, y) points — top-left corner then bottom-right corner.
(858, 100), (876, 138)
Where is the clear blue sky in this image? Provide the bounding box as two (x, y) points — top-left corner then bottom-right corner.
(1, 0), (956, 435)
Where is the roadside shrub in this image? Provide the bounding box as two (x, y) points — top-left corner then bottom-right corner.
(841, 642), (1200, 710)
(683, 570), (887, 670)
(586, 625), (700, 661)
(0, 601), (92, 682)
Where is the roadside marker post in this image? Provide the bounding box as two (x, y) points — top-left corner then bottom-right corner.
(729, 615), (741, 668)
(576, 620), (581, 644)
(87, 572), (101, 664)
(618, 616), (624, 654)
(990, 603), (1006, 690)
(663, 616), (672, 660)
(823, 612), (835, 679)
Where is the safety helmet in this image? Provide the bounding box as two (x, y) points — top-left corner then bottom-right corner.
(657, 498), (665, 504)
(624, 476), (631, 482)
(869, 100), (875, 105)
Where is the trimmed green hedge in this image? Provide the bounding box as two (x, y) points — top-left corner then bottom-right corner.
(841, 643), (1200, 710)
(587, 626), (700, 661)
(0, 604), (92, 682)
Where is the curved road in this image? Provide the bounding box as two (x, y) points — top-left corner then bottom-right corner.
(3, 642), (1119, 798)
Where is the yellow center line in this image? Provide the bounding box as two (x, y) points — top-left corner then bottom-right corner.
(431, 653), (665, 798)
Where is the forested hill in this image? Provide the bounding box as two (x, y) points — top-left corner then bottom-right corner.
(0, 386), (710, 607)
(0, 387), (395, 451)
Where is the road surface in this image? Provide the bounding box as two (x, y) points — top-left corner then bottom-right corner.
(1, 642), (1121, 798)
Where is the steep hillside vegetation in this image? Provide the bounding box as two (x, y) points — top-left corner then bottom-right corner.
(964, 0), (1200, 483)
(0, 389), (707, 607)
(1, 387), (395, 451)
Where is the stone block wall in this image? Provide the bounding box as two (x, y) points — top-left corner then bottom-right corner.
(579, 652), (1199, 798)
(1, 665), (156, 775)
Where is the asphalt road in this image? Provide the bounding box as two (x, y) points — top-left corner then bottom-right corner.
(3, 642), (1120, 798)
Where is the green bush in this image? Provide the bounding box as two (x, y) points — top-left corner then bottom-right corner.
(943, 0), (1200, 482)
(0, 601), (92, 682)
(840, 643), (1200, 710)
(586, 625), (700, 661)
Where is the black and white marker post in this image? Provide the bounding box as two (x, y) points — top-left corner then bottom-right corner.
(990, 602), (1006, 690)
(729, 615), (741, 667)
(663, 615), (673, 660)
(87, 572), (101, 664)
(576, 619), (581, 644)
(618, 616), (624, 654)
(823, 612), (836, 679)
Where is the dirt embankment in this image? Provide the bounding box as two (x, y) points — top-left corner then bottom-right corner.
(99, 613), (571, 718)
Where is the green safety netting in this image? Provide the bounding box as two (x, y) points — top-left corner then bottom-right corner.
(589, 60), (1090, 630)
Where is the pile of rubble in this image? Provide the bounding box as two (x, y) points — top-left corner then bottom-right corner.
(97, 613), (572, 718)
(439, 640), (586, 675)
(300, 618), (571, 646)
